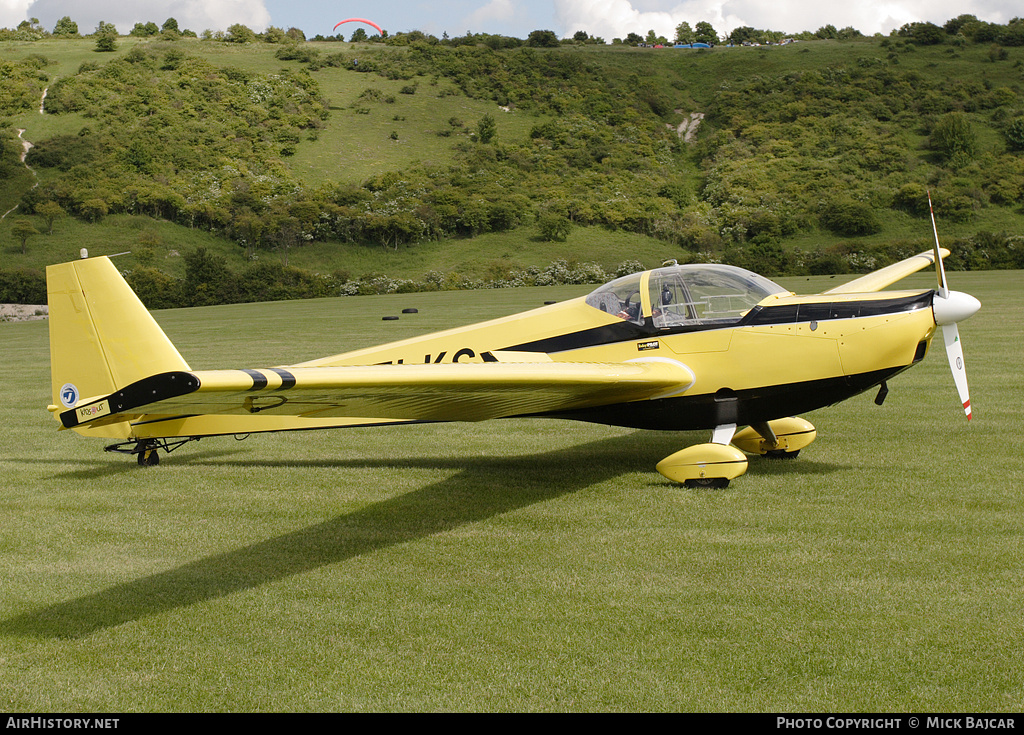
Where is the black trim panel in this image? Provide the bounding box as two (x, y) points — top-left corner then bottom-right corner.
(60, 372), (200, 428)
(529, 366), (909, 431)
(506, 292), (933, 355)
(507, 319), (653, 353)
(742, 292), (932, 327)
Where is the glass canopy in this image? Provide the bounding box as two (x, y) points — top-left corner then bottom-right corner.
(584, 263), (788, 329)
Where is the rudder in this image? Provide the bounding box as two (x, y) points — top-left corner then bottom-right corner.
(46, 256), (190, 437)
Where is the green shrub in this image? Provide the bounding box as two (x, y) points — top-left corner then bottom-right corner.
(819, 198), (881, 236)
(537, 211), (572, 242)
(1005, 118), (1024, 151)
(726, 242), (794, 276)
(930, 112), (977, 163)
(124, 267), (181, 309)
(94, 34), (117, 53)
(0, 268), (46, 303)
(892, 183), (930, 216)
(805, 249), (847, 275)
(182, 247), (238, 307)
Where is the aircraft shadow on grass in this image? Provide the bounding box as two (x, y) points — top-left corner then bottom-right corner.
(4, 431), (841, 639)
(26, 449), (247, 482)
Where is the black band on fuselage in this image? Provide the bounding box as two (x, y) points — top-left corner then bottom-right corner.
(507, 319), (654, 353)
(506, 292), (933, 355)
(528, 366), (910, 432)
(241, 369), (268, 390)
(741, 292), (932, 327)
(268, 368), (297, 390)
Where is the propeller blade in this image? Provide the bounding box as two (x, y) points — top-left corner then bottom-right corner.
(928, 192), (977, 420)
(941, 323), (972, 420)
(927, 191), (949, 299)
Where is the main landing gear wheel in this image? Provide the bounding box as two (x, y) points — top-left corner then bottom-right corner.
(656, 440), (747, 487)
(765, 449), (800, 459)
(136, 443), (159, 466)
(732, 418), (817, 458)
(684, 477), (731, 489)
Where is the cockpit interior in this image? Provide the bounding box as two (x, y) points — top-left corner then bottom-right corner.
(584, 263), (789, 330)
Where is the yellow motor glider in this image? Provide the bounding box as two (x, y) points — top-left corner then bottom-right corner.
(45, 241), (979, 487)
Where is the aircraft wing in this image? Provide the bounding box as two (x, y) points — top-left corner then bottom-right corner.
(59, 359), (695, 430)
(822, 249), (947, 294)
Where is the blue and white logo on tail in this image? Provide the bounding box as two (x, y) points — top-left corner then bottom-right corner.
(59, 383), (79, 408)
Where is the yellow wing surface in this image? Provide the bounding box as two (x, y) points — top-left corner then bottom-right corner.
(59, 360), (694, 431)
(823, 248), (947, 294)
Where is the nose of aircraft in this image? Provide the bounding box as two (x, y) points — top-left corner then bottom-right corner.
(933, 290), (981, 326)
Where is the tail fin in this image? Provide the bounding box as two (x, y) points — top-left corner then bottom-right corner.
(46, 257), (190, 437)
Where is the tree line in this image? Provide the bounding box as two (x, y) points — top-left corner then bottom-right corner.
(6, 13), (1023, 49)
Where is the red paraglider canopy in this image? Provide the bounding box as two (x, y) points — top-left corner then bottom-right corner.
(333, 18), (383, 36)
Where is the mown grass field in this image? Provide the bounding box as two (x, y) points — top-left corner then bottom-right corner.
(0, 269), (1021, 711)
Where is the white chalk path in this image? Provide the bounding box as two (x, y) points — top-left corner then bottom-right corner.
(2, 87), (47, 221)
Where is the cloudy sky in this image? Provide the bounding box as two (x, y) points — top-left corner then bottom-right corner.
(2, 0), (1019, 41)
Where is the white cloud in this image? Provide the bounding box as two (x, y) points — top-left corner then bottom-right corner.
(555, 0), (682, 40)
(460, 0), (544, 37)
(466, 0), (516, 27)
(21, 0), (271, 34)
(553, 0), (1020, 40)
(1, 0), (31, 29)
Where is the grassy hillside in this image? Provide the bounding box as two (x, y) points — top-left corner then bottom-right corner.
(2, 33), (1023, 304)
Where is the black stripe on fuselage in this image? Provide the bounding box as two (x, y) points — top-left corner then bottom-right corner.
(241, 369), (268, 390)
(740, 291), (932, 327)
(506, 319), (652, 354)
(268, 368), (297, 390)
(528, 366), (909, 432)
(505, 292), (933, 354)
